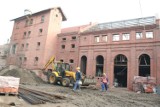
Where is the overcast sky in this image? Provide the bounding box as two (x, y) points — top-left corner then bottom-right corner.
(0, 0), (160, 45)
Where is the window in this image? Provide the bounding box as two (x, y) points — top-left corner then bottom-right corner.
(61, 45), (65, 49)
(69, 59), (74, 63)
(113, 34), (120, 41)
(39, 29), (43, 35)
(71, 44), (75, 48)
(102, 35), (107, 42)
(72, 36), (76, 40)
(60, 59), (63, 62)
(12, 44), (17, 54)
(23, 32), (26, 39)
(25, 20), (29, 26)
(28, 31), (31, 38)
(37, 42), (40, 49)
(26, 43), (29, 50)
(136, 32), (143, 39)
(19, 57), (22, 63)
(21, 44), (24, 50)
(146, 31), (153, 39)
(62, 38), (66, 41)
(34, 57), (39, 65)
(29, 19), (33, 25)
(122, 33), (130, 40)
(41, 16), (45, 23)
(95, 36), (100, 42)
(23, 57), (27, 64)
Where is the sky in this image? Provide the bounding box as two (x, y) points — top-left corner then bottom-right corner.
(0, 0), (160, 45)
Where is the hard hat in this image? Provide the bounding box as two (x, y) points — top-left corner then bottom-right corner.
(76, 67), (80, 70)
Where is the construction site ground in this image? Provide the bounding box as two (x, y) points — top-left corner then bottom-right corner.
(0, 67), (160, 107)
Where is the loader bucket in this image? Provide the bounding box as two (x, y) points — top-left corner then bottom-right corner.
(82, 76), (97, 86)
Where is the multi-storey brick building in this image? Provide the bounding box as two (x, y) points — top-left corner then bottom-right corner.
(77, 16), (160, 89)
(56, 23), (95, 71)
(8, 7), (66, 69)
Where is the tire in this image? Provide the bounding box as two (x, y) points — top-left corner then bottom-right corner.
(48, 73), (57, 84)
(62, 78), (70, 87)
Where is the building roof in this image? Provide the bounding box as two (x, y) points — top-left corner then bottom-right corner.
(11, 7), (67, 21)
(60, 24), (91, 34)
(84, 16), (156, 32)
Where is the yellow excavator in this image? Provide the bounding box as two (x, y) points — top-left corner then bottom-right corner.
(43, 56), (96, 87)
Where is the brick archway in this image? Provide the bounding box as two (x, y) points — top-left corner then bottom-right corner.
(138, 54), (150, 77)
(114, 54), (128, 87)
(96, 55), (104, 77)
(80, 56), (87, 75)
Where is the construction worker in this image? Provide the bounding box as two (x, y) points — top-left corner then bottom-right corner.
(73, 67), (82, 91)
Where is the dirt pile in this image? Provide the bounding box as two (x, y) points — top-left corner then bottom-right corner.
(1, 68), (45, 85)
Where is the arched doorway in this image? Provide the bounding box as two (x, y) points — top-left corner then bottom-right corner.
(114, 54), (128, 87)
(80, 56), (87, 75)
(96, 55), (104, 77)
(139, 54), (150, 77)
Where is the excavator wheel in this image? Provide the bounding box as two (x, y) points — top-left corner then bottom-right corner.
(62, 78), (70, 87)
(48, 73), (57, 84)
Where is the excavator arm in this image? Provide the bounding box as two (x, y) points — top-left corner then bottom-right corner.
(43, 56), (55, 70)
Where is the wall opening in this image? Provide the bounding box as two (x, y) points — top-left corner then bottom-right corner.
(139, 54), (150, 77)
(96, 55), (104, 77)
(114, 54), (127, 87)
(80, 56), (87, 75)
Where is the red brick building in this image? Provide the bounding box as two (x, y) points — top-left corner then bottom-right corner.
(77, 16), (160, 89)
(8, 7), (66, 69)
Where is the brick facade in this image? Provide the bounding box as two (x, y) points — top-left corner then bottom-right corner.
(56, 23), (95, 71)
(78, 17), (160, 89)
(7, 7), (66, 69)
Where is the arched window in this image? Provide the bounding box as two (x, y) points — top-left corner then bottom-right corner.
(96, 55), (104, 77)
(139, 54), (150, 77)
(80, 56), (87, 75)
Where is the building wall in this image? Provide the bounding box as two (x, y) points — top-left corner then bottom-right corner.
(8, 8), (64, 69)
(56, 23), (95, 71)
(79, 23), (160, 89)
(56, 33), (79, 71)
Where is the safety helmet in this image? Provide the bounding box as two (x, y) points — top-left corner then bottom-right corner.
(76, 67), (80, 70)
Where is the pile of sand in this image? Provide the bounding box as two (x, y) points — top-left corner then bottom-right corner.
(1, 68), (45, 85)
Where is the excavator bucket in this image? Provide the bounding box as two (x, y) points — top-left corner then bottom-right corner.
(82, 76), (97, 86)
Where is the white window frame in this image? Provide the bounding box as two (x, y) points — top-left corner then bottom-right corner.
(102, 35), (107, 42)
(95, 36), (100, 42)
(146, 31), (153, 39)
(122, 33), (130, 40)
(113, 34), (120, 41)
(136, 32), (143, 39)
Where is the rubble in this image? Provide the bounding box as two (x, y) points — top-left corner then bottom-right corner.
(0, 67), (45, 85)
(132, 76), (156, 93)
